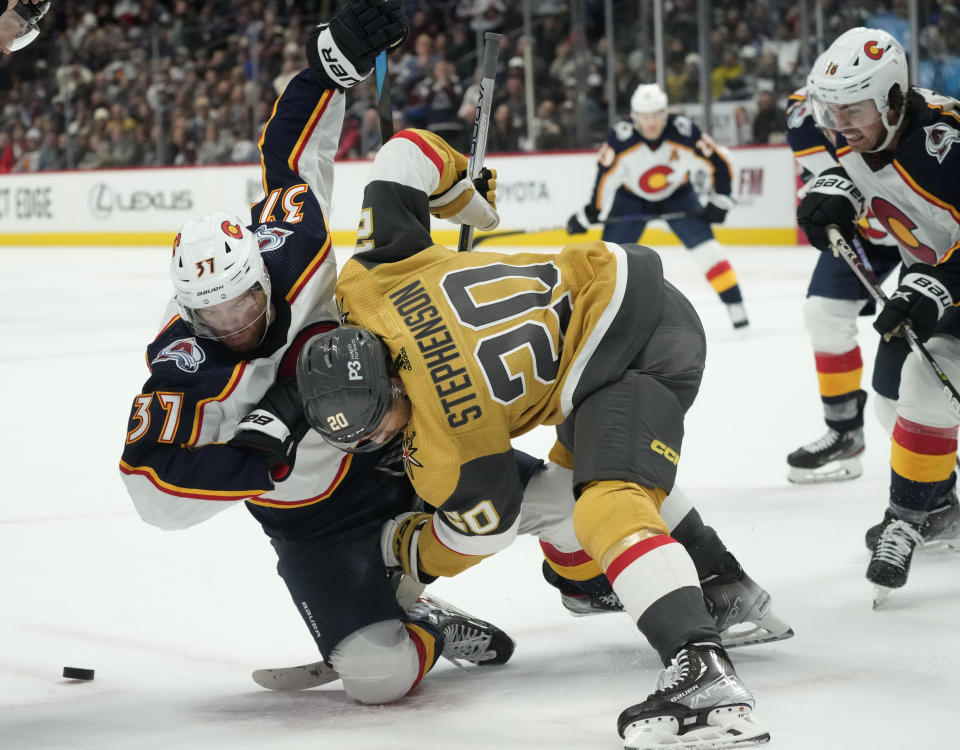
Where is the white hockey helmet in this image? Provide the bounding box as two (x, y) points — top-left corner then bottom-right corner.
(630, 84), (668, 114)
(170, 211), (273, 343)
(807, 27), (908, 151)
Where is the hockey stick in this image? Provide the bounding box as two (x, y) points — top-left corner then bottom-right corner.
(375, 51), (393, 142)
(472, 210), (694, 247)
(458, 32), (503, 253)
(827, 225), (960, 418)
(252, 587), (473, 691)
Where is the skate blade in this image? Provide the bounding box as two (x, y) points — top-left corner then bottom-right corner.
(872, 585), (892, 610)
(721, 607), (794, 649)
(787, 457), (863, 484)
(623, 707), (770, 749)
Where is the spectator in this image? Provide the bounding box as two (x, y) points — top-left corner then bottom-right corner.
(487, 102), (522, 153)
(396, 32), (438, 97)
(711, 48), (746, 100)
(15, 126), (41, 171)
(751, 90), (787, 144)
(36, 129), (64, 171)
(531, 98), (564, 150)
(0, 132), (14, 173)
(196, 121), (232, 165)
(418, 59), (464, 143)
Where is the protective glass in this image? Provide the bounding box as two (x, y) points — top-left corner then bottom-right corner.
(810, 95), (882, 131)
(184, 284), (269, 341)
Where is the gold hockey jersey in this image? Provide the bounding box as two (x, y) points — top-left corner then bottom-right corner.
(336, 129), (665, 575)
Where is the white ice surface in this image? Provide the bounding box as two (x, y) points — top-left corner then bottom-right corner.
(1, 243), (957, 750)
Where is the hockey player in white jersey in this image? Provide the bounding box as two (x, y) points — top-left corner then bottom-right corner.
(119, 0), (521, 705)
(785, 84), (902, 483)
(566, 84), (748, 329)
(799, 28), (960, 599)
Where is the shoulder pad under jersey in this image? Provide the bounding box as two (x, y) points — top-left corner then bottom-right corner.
(612, 119), (636, 142)
(670, 114), (694, 138)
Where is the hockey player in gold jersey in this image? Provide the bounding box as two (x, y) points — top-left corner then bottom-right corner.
(297, 128), (769, 749)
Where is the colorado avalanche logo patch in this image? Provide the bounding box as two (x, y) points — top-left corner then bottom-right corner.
(924, 123), (960, 164)
(254, 225), (293, 252)
(152, 337), (207, 373)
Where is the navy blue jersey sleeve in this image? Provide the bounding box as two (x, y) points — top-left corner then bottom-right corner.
(250, 69), (344, 246)
(681, 117), (733, 197)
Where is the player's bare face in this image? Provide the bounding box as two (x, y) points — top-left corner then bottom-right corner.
(193, 288), (272, 353)
(812, 98), (885, 152)
(633, 111), (668, 140)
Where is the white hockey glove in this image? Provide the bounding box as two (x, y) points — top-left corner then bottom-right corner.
(381, 511), (436, 584)
(429, 167), (500, 231)
(306, 0), (407, 90)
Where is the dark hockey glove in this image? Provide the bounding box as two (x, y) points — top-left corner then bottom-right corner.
(306, 0), (407, 90)
(228, 379), (309, 481)
(566, 204), (600, 235)
(4, 0), (51, 52)
(700, 202), (728, 225)
(874, 266), (954, 342)
(13, 0), (51, 23)
(796, 167), (864, 252)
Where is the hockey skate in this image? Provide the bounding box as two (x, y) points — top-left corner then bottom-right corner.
(407, 593), (515, 666)
(726, 302), (749, 330)
(786, 426), (864, 483)
(864, 493), (960, 552)
(866, 515), (924, 608)
(250, 592), (514, 691)
(542, 561), (625, 616)
(617, 643), (769, 750)
(701, 553), (794, 649)
(543, 559), (793, 648)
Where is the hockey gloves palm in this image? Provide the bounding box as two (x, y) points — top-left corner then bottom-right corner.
(229, 378), (309, 481)
(796, 167), (864, 252)
(307, 0), (407, 90)
(566, 204), (600, 235)
(429, 166), (500, 231)
(874, 266), (954, 342)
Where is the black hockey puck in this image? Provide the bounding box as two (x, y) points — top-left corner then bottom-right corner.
(62, 667), (95, 681)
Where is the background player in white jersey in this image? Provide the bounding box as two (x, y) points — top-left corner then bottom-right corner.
(297, 127), (769, 749)
(118, 0), (524, 706)
(799, 27), (960, 598)
(784, 84), (902, 483)
(566, 84), (748, 329)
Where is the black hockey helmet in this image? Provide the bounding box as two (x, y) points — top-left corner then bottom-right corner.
(297, 325), (399, 453)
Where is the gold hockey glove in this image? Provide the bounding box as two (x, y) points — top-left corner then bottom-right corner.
(429, 167), (500, 231)
(380, 511), (437, 584)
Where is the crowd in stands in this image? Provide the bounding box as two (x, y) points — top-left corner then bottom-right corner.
(2, 1), (959, 173)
